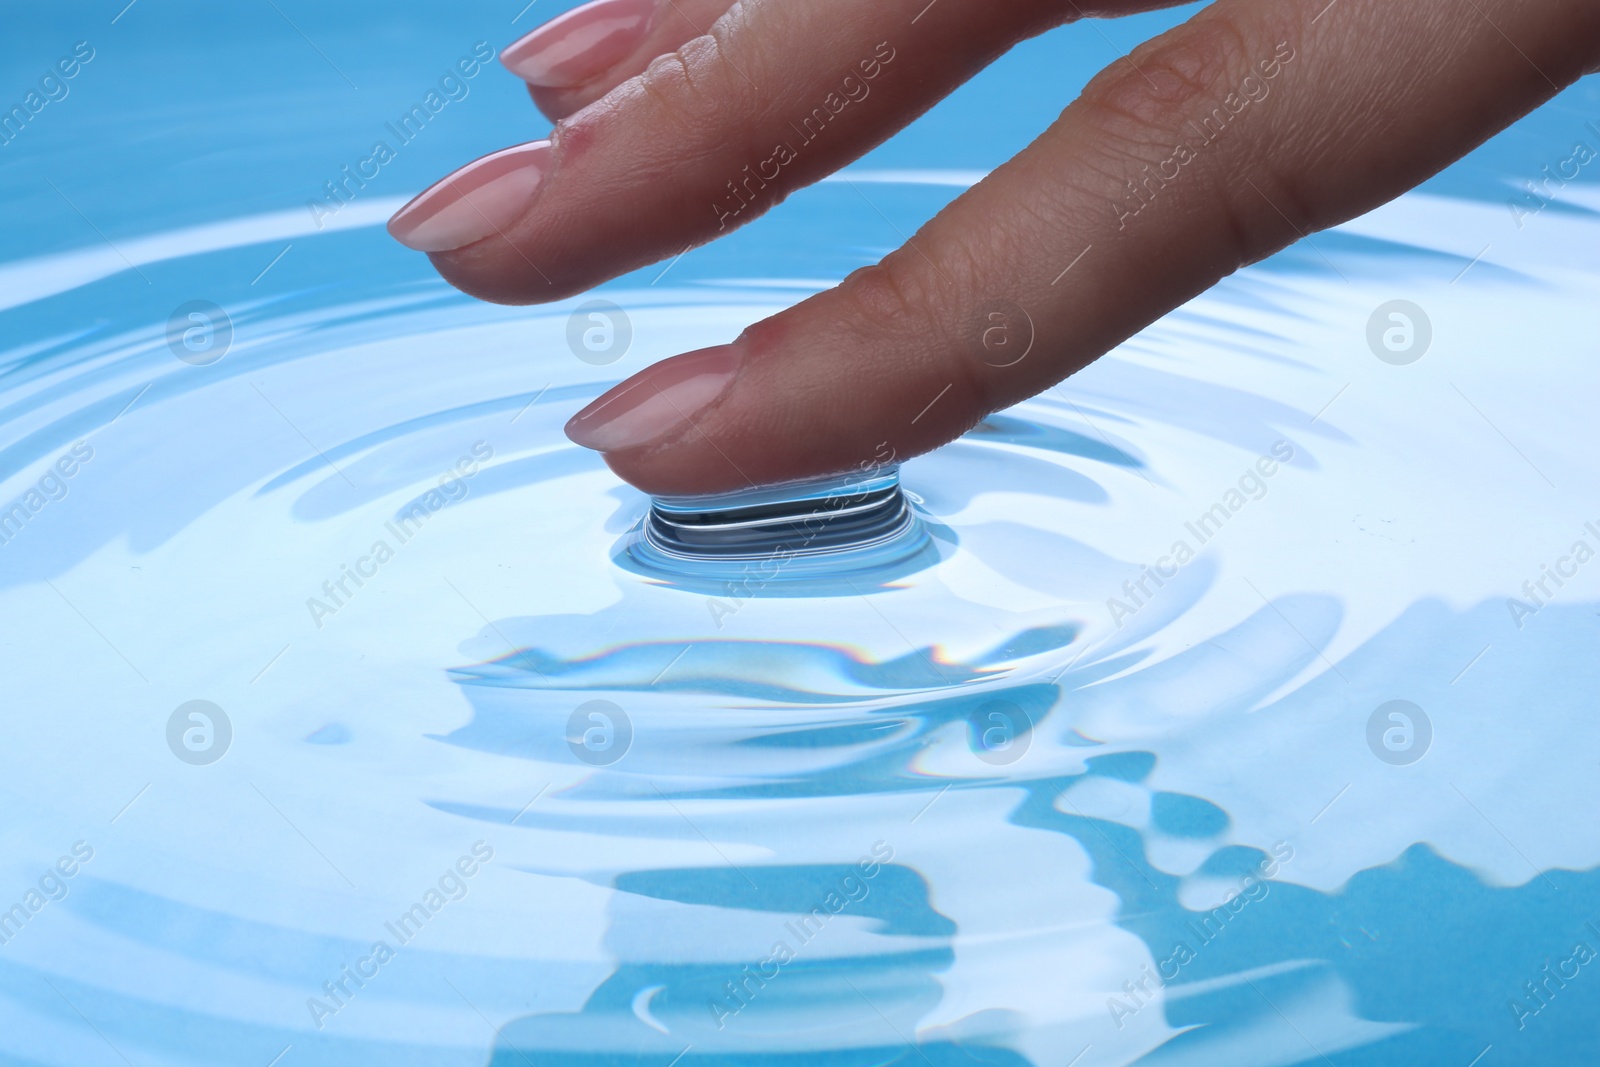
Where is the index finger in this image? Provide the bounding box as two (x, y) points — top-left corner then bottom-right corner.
(565, 0), (1600, 493)
(385, 0), (1156, 300)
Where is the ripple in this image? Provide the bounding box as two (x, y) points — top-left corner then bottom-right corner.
(3, 181), (1600, 1066)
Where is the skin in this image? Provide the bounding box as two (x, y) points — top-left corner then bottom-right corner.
(421, 0), (1600, 495)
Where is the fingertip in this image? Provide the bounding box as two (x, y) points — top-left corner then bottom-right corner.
(595, 441), (757, 496)
(386, 141), (551, 254)
(525, 81), (586, 123)
(565, 344), (742, 453)
(500, 0), (658, 90)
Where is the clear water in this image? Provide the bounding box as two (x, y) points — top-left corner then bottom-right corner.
(4, 3), (1600, 1064)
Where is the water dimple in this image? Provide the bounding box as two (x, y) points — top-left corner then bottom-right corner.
(3, 188), (1599, 1065)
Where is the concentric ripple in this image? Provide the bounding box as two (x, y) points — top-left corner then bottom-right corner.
(3, 140), (1600, 1067)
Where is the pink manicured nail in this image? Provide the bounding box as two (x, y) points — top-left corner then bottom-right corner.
(387, 141), (551, 253)
(501, 0), (657, 89)
(566, 345), (741, 452)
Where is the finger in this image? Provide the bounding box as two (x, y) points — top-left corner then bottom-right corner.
(500, 0), (738, 122)
(388, 0), (1136, 295)
(564, 0), (1600, 494)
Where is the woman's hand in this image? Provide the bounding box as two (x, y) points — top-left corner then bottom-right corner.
(387, 0), (1600, 494)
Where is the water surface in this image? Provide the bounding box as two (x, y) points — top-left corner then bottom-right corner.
(3, 3), (1600, 1064)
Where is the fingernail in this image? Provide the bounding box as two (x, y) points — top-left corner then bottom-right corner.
(501, 0), (657, 89)
(387, 141), (551, 253)
(566, 344), (741, 453)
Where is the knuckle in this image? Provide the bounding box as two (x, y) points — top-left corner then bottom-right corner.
(1077, 15), (1259, 157)
(636, 48), (715, 133)
(838, 249), (995, 411)
(707, 0), (755, 53)
(838, 260), (941, 342)
(635, 23), (754, 136)
(1073, 11), (1308, 262)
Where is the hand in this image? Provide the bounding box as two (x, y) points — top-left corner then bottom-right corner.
(387, 0), (1600, 495)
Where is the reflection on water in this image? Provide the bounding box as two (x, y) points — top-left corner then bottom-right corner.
(5, 7), (1600, 1061)
(6, 180), (1600, 1064)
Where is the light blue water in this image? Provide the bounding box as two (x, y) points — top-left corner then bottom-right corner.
(3, 3), (1600, 1064)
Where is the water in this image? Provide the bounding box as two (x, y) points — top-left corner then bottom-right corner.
(4, 3), (1600, 1064)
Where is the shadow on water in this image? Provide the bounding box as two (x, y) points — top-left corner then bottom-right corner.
(449, 594), (1600, 1066)
(3, 3), (1599, 1062)
(1017, 763), (1600, 1065)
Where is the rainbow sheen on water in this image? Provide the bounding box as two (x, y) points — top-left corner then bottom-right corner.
(3, 3), (1600, 1064)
